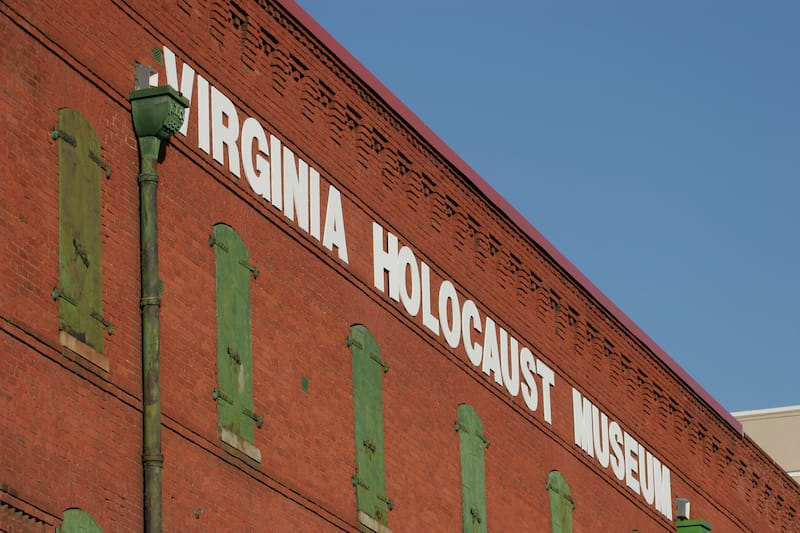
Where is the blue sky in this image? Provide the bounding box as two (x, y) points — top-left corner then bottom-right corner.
(295, 1), (799, 413)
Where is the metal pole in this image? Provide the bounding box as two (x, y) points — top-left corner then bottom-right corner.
(138, 135), (163, 533)
(130, 82), (187, 533)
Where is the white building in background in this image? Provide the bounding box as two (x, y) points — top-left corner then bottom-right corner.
(734, 405), (800, 484)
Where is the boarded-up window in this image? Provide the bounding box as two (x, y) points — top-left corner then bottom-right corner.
(54, 108), (109, 356)
(348, 324), (392, 526)
(58, 508), (103, 532)
(456, 403), (489, 533)
(211, 223), (262, 461)
(546, 470), (575, 533)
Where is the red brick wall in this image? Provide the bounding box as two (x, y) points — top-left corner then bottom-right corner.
(1, 0), (798, 531)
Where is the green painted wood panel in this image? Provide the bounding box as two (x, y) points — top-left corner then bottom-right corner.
(349, 324), (391, 524)
(56, 108), (104, 351)
(676, 519), (713, 532)
(457, 404), (488, 533)
(58, 508), (103, 533)
(547, 470), (575, 533)
(213, 224), (256, 443)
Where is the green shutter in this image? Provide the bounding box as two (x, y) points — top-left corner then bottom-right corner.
(55, 108), (106, 351)
(349, 324), (392, 524)
(212, 224), (258, 443)
(58, 508), (103, 533)
(546, 470), (575, 533)
(456, 404), (489, 533)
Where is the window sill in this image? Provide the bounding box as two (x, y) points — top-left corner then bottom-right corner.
(219, 426), (262, 463)
(358, 512), (392, 533)
(59, 331), (109, 373)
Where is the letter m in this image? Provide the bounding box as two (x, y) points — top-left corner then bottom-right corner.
(572, 388), (594, 457)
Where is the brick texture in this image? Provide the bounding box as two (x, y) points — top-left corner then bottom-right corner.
(1, 0), (798, 532)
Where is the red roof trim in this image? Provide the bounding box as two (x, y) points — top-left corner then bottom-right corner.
(280, 0), (742, 434)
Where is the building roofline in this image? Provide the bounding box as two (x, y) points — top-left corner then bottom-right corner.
(734, 405), (800, 419)
(280, 0), (742, 435)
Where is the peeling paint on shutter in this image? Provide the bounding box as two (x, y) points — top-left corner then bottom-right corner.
(546, 470), (575, 533)
(58, 508), (103, 532)
(456, 404), (488, 533)
(55, 108), (106, 351)
(349, 324), (392, 525)
(212, 223), (258, 444)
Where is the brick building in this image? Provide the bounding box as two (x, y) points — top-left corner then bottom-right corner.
(1, 1), (798, 531)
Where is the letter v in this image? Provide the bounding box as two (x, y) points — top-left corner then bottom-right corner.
(163, 46), (195, 136)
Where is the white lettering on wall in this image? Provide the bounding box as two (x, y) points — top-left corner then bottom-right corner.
(211, 86), (240, 177)
(572, 388), (672, 519)
(372, 222), (555, 425)
(161, 47), (348, 264)
(161, 47), (680, 518)
(241, 117), (269, 198)
(282, 146), (309, 232)
(196, 75), (211, 154)
(163, 47), (195, 137)
(322, 186), (348, 262)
